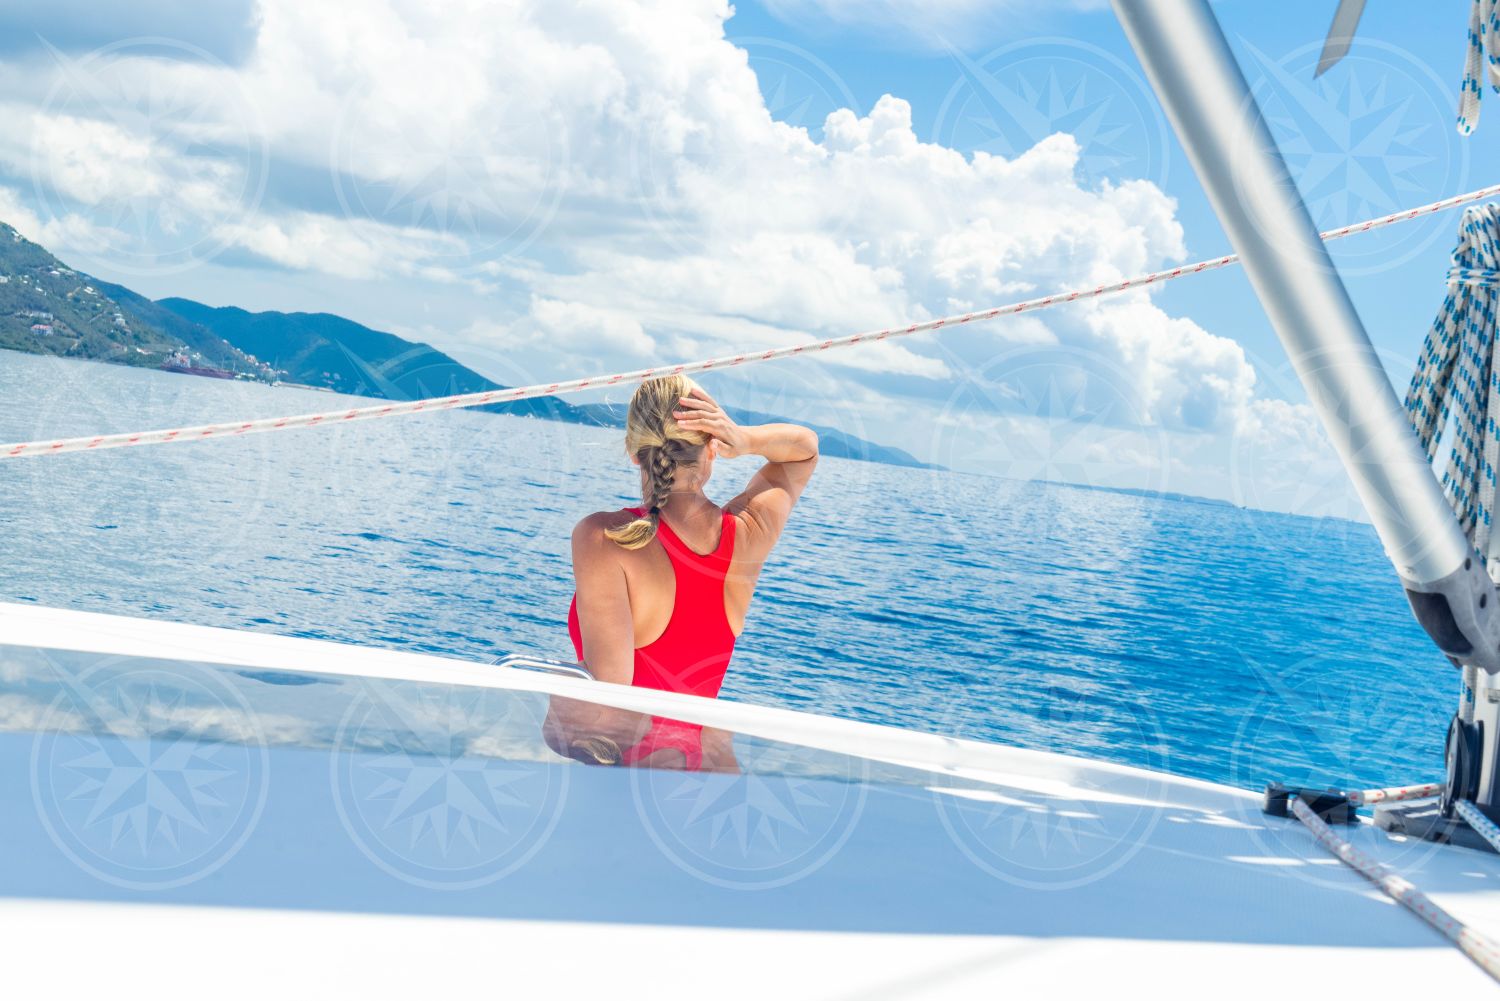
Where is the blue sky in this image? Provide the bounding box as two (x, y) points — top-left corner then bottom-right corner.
(730, 0), (1495, 396)
(0, 0), (1493, 519)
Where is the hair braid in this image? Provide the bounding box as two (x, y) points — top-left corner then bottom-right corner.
(645, 445), (676, 521)
(603, 375), (707, 550)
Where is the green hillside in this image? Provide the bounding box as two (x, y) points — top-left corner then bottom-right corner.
(0, 219), (938, 469)
(157, 299), (605, 424)
(0, 223), (262, 374)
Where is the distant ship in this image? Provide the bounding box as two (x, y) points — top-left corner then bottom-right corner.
(160, 361), (236, 379)
(160, 352), (236, 380)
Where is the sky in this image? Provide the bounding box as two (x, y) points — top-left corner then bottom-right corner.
(0, 0), (1494, 520)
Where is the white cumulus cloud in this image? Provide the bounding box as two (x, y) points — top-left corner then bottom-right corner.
(0, 0), (1335, 511)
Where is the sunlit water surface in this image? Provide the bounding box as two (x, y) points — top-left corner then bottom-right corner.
(0, 351), (1452, 792)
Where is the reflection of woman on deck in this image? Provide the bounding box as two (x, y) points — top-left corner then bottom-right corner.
(544, 375), (818, 770)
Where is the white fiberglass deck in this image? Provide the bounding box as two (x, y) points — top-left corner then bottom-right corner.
(1, 599), (1498, 996)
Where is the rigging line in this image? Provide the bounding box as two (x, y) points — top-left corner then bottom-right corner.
(1341, 782), (1445, 807)
(1291, 796), (1500, 984)
(1452, 799), (1500, 855)
(5, 182), (1500, 460)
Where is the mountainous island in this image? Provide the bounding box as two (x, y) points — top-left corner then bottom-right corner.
(0, 222), (936, 468)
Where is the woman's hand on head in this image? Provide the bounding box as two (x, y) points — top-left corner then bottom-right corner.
(673, 387), (749, 459)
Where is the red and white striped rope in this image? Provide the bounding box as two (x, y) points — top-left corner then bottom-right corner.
(1344, 781), (1445, 807)
(1290, 796), (1500, 983)
(6, 182), (1500, 460)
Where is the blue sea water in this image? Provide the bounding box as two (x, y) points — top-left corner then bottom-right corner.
(0, 350), (1455, 793)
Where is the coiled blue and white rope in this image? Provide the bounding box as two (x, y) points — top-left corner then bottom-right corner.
(1459, 0), (1500, 134)
(1404, 203), (1500, 573)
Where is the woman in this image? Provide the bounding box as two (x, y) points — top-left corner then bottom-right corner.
(547, 374), (818, 770)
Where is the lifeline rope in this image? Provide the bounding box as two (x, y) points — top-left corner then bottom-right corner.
(4, 183), (1500, 460)
(1404, 202), (1500, 576)
(1290, 796), (1500, 983)
(1459, 0), (1500, 135)
(1453, 799), (1500, 855)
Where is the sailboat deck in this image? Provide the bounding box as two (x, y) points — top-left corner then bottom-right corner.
(1, 600), (1497, 995)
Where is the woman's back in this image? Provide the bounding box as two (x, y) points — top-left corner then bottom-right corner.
(565, 379), (818, 693)
(553, 378), (818, 769)
(567, 504), (741, 697)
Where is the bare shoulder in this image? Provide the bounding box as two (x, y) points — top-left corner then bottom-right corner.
(572, 509), (638, 553)
(573, 508), (637, 534)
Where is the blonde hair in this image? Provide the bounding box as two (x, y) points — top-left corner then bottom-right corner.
(604, 375), (710, 550)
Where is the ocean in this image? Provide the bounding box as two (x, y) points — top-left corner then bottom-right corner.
(0, 349), (1454, 793)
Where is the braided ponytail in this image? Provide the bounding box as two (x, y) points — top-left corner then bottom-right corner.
(604, 376), (709, 550)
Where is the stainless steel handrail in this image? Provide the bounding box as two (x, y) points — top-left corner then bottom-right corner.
(489, 654), (594, 681)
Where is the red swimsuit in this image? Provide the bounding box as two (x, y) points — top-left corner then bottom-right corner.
(567, 506), (738, 769)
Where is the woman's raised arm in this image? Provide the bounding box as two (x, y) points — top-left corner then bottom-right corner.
(672, 387), (818, 543)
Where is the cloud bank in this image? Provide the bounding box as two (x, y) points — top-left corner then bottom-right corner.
(0, 0), (1354, 515)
